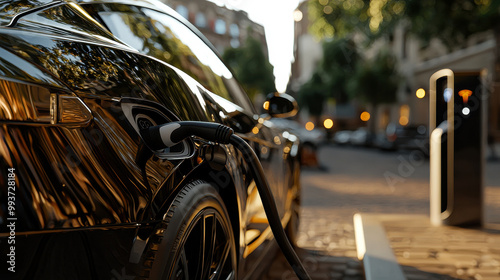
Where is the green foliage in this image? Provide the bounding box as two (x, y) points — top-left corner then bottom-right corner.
(403, 0), (500, 48)
(308, 0), (500, 49)
(347, 51), (400, 106)
(308, 0), (405, 41)
(222, 37), (276, 100)
(297, 72), (327, 116)
(297, 38), (359, 116)
(320, 38), (359, 103)
(297, 38), (380, 116)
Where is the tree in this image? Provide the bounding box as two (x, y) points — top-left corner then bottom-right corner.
(295, 38), (359, 120)
(297, 71), (327, 119)
(320, 38), (359, 104)
(348, 51), (400, 135)
(348, 51), (400, 106)
(399, 1), (499, 48)
(309, 0), (366, 39)
(308, 0), (499, 44)
(222, 36), (276, 100)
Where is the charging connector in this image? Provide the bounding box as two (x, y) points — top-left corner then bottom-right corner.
(141, 121), (234, 150)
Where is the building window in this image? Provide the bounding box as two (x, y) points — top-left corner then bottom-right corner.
(195, 12), (206, 28)
(175, 5), (188, 19)
(230, 38), (240, 48)
(214, 18), (226, 34)
(229, 23), (239, 38)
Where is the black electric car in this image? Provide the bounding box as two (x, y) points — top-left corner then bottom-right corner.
(0, 1), (301, 279)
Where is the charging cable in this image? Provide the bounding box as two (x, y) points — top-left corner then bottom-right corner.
(141, 121), (311, 280)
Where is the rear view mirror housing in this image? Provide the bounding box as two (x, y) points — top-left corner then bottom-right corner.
(263, 92), (298, 118)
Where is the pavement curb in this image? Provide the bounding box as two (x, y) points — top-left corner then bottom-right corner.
(353, 213), (407, 280)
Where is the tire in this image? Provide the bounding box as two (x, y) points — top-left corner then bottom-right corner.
(150, 180), (237, 280)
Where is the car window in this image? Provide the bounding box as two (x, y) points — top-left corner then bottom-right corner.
(15, 3), (117, 42)
(85, 3), (255, 114)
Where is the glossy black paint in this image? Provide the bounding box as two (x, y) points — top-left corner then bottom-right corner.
(0, 1), (301, 279)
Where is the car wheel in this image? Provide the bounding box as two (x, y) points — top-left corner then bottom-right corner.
(151, 180), (237, 280)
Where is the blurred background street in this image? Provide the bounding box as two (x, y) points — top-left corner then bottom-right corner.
(161, 1), (500, 279)
(262, 144), (500, 280)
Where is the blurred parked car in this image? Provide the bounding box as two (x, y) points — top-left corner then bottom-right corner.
(267, 118), (327, 167)
(333, 130), (352, 145)
(375, 123), (428, 151)
(269, 118), (326, 148)
(350, 128), (371, 146)
(0, 1), (301, 279)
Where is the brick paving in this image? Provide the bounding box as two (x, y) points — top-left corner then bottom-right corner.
(261, 145), (500, 280)
(383, 215), (500, 280)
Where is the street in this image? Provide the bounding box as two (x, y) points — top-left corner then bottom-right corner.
(262, 144), (500, 280)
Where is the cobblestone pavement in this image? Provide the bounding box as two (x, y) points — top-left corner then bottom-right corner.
(383, 215), (500, 280)
(261, 209), (364, 280)
(261, 145), (500, 280)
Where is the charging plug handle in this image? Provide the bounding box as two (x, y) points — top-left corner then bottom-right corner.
(141, 121), (234, 150)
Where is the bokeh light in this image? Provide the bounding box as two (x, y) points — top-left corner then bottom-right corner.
(263, 101), (269, 110)
(305, 121), (315, 131)
(399, 105), (410, 126)
(293, 10), (303, 22)
(399, 116), (409, 126)
(416, 88), (426, 99)
(323, 118), (334, 129)
(323, 5), (333, 14)
(360, 111), (370, 122)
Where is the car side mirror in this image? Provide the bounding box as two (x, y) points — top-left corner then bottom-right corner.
(263, 92), (298, 118)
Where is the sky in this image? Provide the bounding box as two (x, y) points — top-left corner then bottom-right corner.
(209, 0), (302, 92)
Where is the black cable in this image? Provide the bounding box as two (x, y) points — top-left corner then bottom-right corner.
(229, 134), (311, 280)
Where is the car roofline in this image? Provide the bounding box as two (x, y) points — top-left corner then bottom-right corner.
(76, 0), (223, 57)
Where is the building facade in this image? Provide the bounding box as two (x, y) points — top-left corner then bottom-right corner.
(164, 0), (268, 57)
